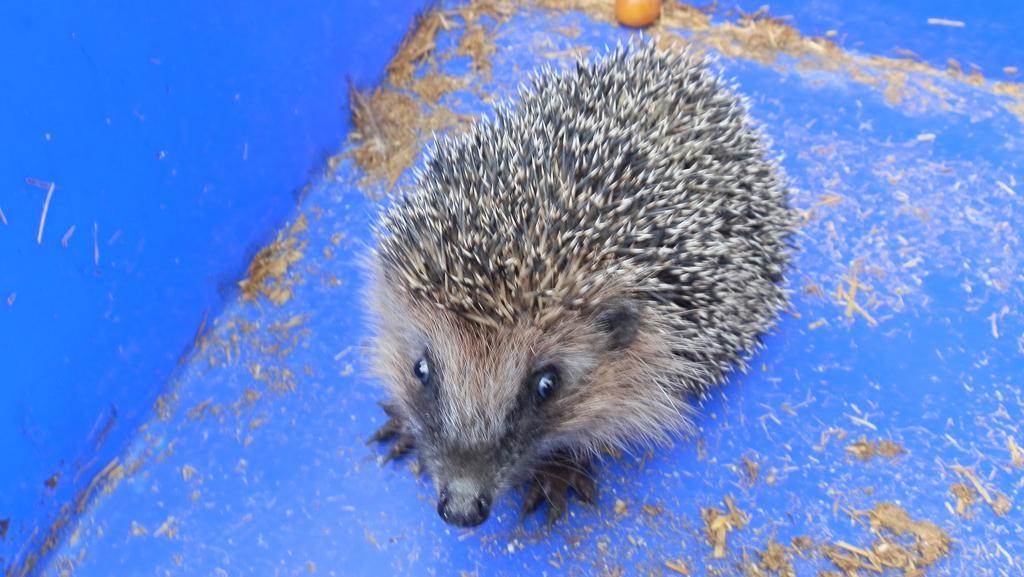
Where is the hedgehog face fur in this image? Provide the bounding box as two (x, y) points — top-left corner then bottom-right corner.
(367, 41), (795, 527)
(370, 273), (693, 525)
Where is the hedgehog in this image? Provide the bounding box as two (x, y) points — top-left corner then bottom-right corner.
(366, 41), (795, 528)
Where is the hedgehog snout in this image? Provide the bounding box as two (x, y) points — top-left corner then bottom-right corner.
(437, 477), (492, 527)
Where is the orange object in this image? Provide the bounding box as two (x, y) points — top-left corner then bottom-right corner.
(615, 0), (661, 28)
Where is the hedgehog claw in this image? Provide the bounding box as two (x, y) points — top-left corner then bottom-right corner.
(369, 409), (415, 465)
(521, 455), (596, 525)
(381, 435), (414, 464)
(574, 474), (598, 505)
(366, 416), (403, 444)
(522, 481), (548, 516)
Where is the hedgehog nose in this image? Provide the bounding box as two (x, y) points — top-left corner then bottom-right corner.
(437, 486), (491, 527)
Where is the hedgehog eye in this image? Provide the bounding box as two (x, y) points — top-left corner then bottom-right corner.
(532, 367), (559, 401)
(412, 356), (432, 385)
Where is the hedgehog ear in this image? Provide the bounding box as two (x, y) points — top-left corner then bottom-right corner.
(593, 300), (640, 351)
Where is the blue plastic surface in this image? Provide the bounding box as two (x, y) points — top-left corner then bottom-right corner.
(5, 1), (1024, 576)
(0, 0), (428, 571)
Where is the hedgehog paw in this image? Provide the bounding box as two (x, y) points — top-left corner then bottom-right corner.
(522, 455), (596, 525)
(368, 402), (415, 465)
